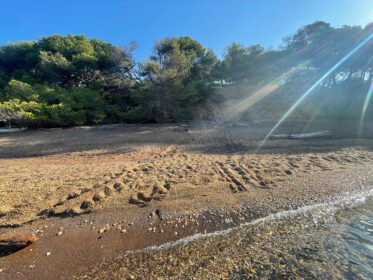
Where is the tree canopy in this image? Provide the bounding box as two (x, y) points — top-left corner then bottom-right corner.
(1, 21), (373, 127)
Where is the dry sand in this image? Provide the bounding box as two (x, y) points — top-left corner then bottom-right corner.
(0, 120), (373, 279)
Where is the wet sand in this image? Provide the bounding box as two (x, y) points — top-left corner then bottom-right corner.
(1, 121), (373, 279)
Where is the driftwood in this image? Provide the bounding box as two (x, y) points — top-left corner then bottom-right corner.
(0, 235), (38, 253)
(270, 131), (332, 139)
(0, 127), (28, 134)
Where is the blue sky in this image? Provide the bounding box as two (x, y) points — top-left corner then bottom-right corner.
(1, 0), (372, 60)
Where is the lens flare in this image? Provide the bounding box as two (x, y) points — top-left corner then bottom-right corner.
(257, 32), (373, 151)
(224, 61), (308, 119)
(358, 81), (373, 136)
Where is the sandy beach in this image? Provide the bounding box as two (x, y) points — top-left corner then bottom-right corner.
(0, 120), (373, 279)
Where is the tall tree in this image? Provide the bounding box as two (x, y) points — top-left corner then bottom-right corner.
(126, 37), (217, 122)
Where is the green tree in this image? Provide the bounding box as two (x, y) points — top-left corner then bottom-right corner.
(0, 35), (137, 89)
(125, 37), (216, 122)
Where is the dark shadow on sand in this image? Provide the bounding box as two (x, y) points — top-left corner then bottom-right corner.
(1, 120), (373, 159)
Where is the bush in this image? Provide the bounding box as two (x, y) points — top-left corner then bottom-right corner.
(0, 81), (107, 127)
(0, 99), (41, 126)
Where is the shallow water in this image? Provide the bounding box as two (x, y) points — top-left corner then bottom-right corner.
(328, 198), (373, 275)
(230, 195), (373, 279)
(78, 191), (373, 279)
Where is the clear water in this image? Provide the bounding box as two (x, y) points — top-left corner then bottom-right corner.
(87, 192), (373, 279)
(231, 196), (373, 279)
(314, 197), (373, 278)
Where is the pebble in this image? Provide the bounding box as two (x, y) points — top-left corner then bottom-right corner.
(57, 231), (63, 236)
(46, 252), (51, 256)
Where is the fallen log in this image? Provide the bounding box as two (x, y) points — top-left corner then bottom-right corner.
(0, 127), (28, 134)
(270, 131), (332, 139)
(0, 235), (38, 254)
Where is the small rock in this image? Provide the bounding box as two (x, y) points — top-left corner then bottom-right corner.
(46, 252), (51, 256)
(57, 231), (63, 236)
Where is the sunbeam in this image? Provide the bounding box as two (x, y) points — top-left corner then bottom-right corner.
(256, 32), (373, 152)
(358, 81), (373, 136)
(223, 61), (309, 120)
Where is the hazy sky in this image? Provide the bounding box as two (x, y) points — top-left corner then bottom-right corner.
(1, 0), (372, 60)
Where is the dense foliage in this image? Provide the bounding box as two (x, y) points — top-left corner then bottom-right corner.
(1, 21), (373, 127)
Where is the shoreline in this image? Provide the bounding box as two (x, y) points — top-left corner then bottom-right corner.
(1, 165), (373, 279)
(1, 123), (373, 279)
(80, 192), (373, 280)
